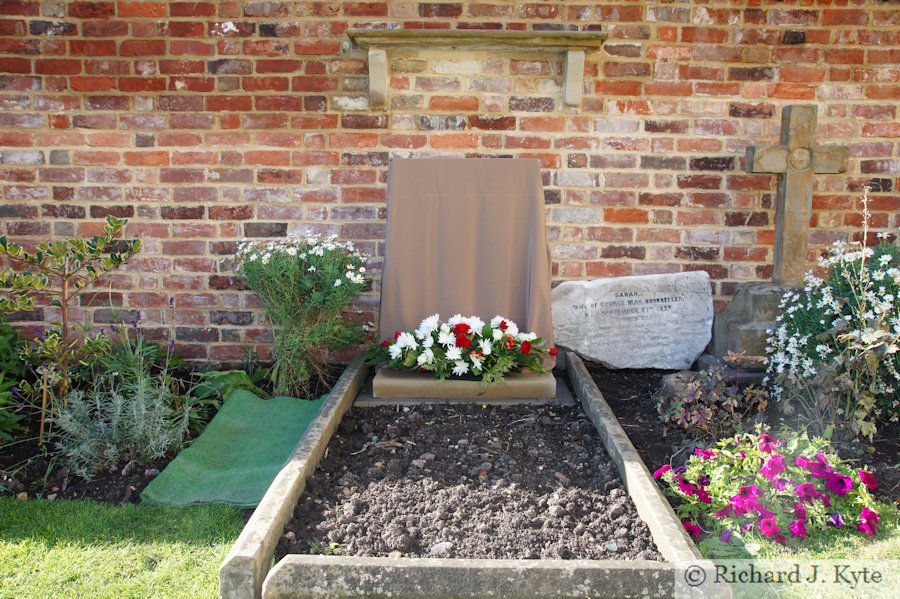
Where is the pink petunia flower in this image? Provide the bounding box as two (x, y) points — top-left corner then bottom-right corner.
(795, 483), (819, 504)
(683, 520), (702, 538)
(676, 476), (697, 497)
(758, 433), (776, 453)
(795, 454), (830, 478)
(789, 519), (807, 538)
(857, 508), (879, 536)
(760, 454), (785, 480)
(824, 471), (853, 496)
(695, 488), (712, 504)
(759, 517), (779, 538)
(793, 503), (807, 520)
(694, 448), (717, 460)
(858, 470), (879, 491)
(653, 464), (671, 480)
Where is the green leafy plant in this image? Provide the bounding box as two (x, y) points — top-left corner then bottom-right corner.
(0, 216), (141, 442)
(766, 194), (898, 440)
(187, 369), (269, 435)
(656, 428), (895, 548)
(0, 373), (23, 443)
(234, 236), (367, 396)
(657, 361), (769, 441)
(0, 318), (26, 442)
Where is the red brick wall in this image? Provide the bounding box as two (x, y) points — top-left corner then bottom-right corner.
(1, 1), (898, 363)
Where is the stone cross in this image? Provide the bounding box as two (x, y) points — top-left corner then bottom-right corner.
(746, 105), (849, 287)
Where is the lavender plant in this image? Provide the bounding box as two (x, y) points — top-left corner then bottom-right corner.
(234, 235), (368, 396)
(765, 211), (899, 439)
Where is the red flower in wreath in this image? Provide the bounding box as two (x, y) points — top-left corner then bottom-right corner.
(456, 334), (472, 349)
(453, 323), (471, 335)
(521, 340), (532, 355)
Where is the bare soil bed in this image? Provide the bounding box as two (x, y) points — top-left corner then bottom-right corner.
(276, 402), (663, 562)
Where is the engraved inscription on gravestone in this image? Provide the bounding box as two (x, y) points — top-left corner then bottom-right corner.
(552, 271), (714, 369)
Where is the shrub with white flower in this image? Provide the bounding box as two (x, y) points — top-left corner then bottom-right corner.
(367, 314), (557, 387)
(765, 219), (899, 439)
(234, 235), (367, 396)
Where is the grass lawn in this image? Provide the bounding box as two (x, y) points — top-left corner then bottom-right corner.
(0, 498), (243, 599)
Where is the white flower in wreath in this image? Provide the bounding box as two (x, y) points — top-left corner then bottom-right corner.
(416, 313), (440, 337)
(437, 327), (455, 347)
(478, 339), (492, 356)
(389, 344), (402, 360)
(452, 361), (469, 376)
(492, 328), (504, 341)
(445, 346), (462, 361)
(416, 348), (435, 366)
(396, 332), (418, 351)
(422, 335), (435, 349)
(470, 353), (484, 371)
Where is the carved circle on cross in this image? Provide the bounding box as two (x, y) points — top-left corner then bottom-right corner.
(788, 147), (812, 171)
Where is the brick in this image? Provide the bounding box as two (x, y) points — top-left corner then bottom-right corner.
(244, 222), (287, 237)
(727, 67), (775, 82)
(209, 205), (253, 220)
(35, 59), (81, 74)
(690, 157), (735, 171)
(725, 212), (769, 227)
(120, 39), (166, 56)
(343, 2), (387, 16)
(429, 96), (478, 111)
(30, 20), (77, 35)
(469, 115), (516, 130)
(729, 102), (774, 119)
(206, 95), (252, 111)
(118, 2), (167, 17)
(509, 96), (555, 112)
(211, 311), (253, 326)
(603, 208), (648, 224)
(161, 206), (205, 219)
(68, 2), (115, 18)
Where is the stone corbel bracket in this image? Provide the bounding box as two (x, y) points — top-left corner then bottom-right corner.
(347, 29), (607, 110)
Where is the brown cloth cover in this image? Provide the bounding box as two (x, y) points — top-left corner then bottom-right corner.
(378, 158), (554, 356)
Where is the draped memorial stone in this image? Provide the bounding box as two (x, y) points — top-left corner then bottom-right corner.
(374, 158), (556, 399)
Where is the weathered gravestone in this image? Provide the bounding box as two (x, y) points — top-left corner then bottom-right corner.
(711, 105), (849, 362)
(551, 271), (714, 369)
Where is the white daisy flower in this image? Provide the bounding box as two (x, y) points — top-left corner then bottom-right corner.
(446, 346), (462, 361)
(416, 314), (440, 337)
(452, 361), (469, 376)
(478, 339), (492, 356)
(389, 344), (402, 360)
(470, 354), (484, 371)
(334, 279), (342, 287)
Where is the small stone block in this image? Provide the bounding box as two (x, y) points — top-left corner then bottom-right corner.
(372, 368), (557, 400)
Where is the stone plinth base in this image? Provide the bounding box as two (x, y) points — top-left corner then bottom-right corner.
(711, 282), (791, 370)
(372, 368), (557, 400)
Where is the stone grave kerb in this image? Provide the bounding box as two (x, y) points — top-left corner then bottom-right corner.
(710, 105), (849, 364)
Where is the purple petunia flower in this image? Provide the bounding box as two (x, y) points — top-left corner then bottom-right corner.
(653, 464), (671, 480)
(824, 471), (853, 496)
(714, 506), (732, 519)
(720, 529), (732, 544)
(697, 475), (710, 487)
(740, 522), (754, 534)
(858, 470), (879, 491)
(673, 466), (687, 475)
(828, 512), (844, 528)
(857, 508), (879, 536)
(758, 433), (776, 453)
(773, 477), (790, 491)
(760, 454), (785, 480)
